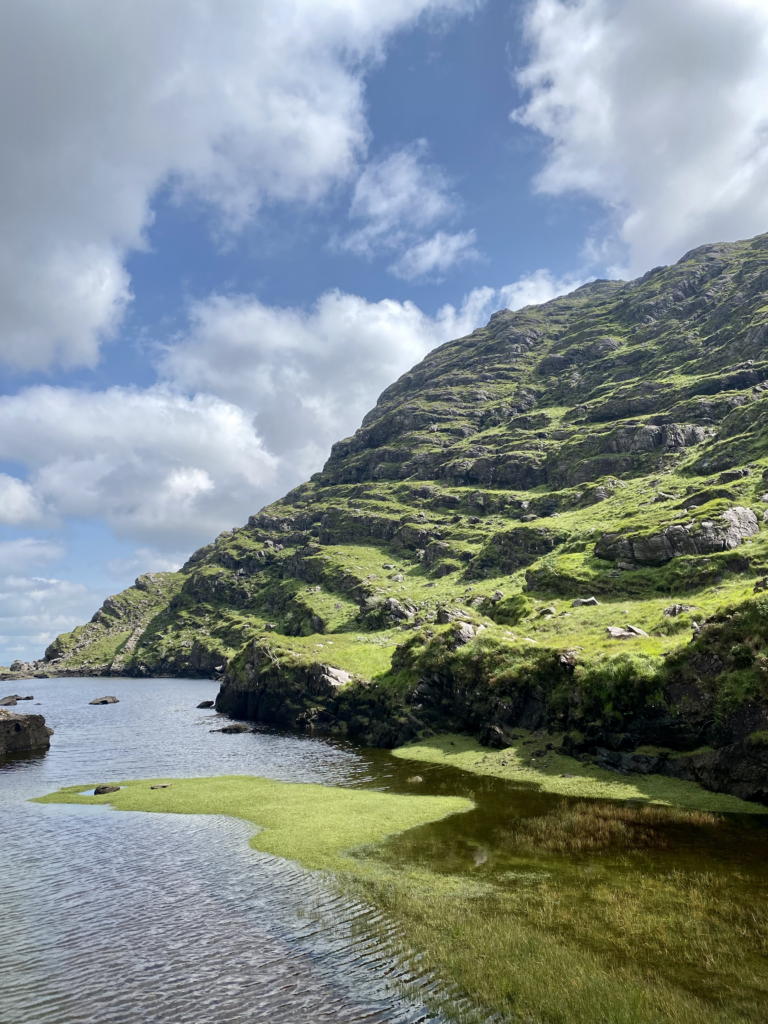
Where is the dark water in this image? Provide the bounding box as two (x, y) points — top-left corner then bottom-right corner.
(3, 678), (768, 1024)
(0, 677), (453, 1024)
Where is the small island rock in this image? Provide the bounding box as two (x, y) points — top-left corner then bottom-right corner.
(0, 708), (53, 755)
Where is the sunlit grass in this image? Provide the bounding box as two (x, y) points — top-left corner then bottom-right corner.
(35, 775), (472, 872)
(393, 732), (768, 813)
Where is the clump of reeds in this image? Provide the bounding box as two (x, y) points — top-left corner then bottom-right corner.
(505, 800), (719, 854)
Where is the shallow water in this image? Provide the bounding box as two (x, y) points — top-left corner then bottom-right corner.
(3, 677), (767, 1024)
(0, 677), (447, 1024)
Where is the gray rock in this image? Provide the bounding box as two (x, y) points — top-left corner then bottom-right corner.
(89, 695), (119, 705)
(210, 722), (251, 733)
(150, 783), (172, 789)
(0, 695), (17, 706)
(384, 597), (414, 620)
(453, 622), (476, 646)
(197, 700), (214, 708)
(319, 665), (352, 689)
(0, 708), (53, 754)
(94, 785), (120, 795)
(663, 604), (694, 616)
(606, 624), (649, 640)
(595, 506), (759, 566)
(572, 597), (599, 607)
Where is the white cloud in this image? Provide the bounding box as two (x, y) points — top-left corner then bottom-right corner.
(0, 268), (579, 561)
(161, 286), (494, 483)
(0, 0), (476, 371)
(336, 142), (480, 276)
(390, 230), (480, 280)
(0, 575), (99, 666)
(106, 548), (186, 580)
(0, 539), (64, 576)
(339, 143), (458, 257)
(0, 386), (278, 547)
(0, 474), (42, 525)
(514, 0), (768, 273)
(498, 268), (586, 310)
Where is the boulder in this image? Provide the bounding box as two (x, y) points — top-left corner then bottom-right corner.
(606, 624), (650, 640)
(196, 700), (214, 708)
(0, 708), (53, 755)
(89, 695), (119, 705)
(453, 622), (476, 646)
(210, 722), (251, 733)
(595, 506), (759, 566)
(572, 597), (599, 607)
(0, 695), (18, 706)
(319, 665), (352, 689)
(94, 785), (120, 795)
(664, 604), (694, 616)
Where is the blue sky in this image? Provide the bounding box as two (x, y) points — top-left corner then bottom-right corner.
(2, 0), (768, 664)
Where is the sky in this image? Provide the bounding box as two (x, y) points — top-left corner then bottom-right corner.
(2, 0), (768, 665)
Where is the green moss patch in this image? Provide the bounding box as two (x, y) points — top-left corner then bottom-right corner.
(35, 775), (472, 872)
(393, 733), (767, 814)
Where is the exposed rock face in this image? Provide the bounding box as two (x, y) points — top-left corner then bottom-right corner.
(0, 708), (53, 755)
(595, 507), (759, 566)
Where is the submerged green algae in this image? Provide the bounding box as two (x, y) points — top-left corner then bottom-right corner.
(393, 732), (768, 814)
(35, 774), (472, 873)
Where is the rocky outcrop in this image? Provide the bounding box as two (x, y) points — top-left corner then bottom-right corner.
(595, 506), (759, 566)
(0, 708), (53, 755)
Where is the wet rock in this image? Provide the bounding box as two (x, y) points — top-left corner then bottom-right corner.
(0, 695), (18, 706)
(94, 785), (120, 795)
(210, 722), (251, 733)
(0, 708), (53, 754)
(197, 700), (214, 708)
(89, 695), (119, 705)
(572, 597), (599, 607)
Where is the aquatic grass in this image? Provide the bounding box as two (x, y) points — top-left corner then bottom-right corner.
(392, 733), (768, 813)
(352, 861), (768, 1024)
(35, 775), (472, 873)
(504, 800), (720, 853)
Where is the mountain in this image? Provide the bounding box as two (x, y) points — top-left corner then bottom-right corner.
(41, 232), (768, 801)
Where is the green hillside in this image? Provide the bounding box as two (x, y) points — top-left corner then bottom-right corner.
(44, 232), (768, 801)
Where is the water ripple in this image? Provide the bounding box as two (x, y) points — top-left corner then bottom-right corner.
(0, 677), (454, 1024)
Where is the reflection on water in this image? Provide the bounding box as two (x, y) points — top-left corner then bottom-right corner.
(0, 677), (446, 1024)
